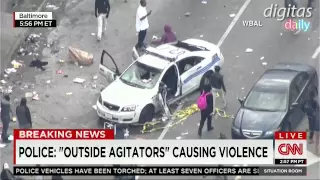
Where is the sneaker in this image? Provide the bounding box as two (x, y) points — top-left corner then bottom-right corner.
(97, 37), (101, 42)
(208, 127), (214, 131)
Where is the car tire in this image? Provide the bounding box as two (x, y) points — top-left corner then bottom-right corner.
(139, 105), (155, 124)
(199, 71), (213, 90)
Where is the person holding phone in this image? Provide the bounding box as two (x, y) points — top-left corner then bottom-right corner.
(135, 0), (152, 51)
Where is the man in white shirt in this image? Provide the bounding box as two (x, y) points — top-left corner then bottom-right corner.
(135, 0), (151, 50)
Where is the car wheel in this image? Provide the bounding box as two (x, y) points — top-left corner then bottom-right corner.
(139, 105), (155, 124)
(199, 71), (213, 90)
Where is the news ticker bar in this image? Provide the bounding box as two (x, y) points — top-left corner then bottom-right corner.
(14, 166), (307, 176)
(14, 20), (56, 27)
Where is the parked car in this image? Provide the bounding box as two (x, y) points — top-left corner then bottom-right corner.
(232, 63), (318, 139)
(96, 39), (224, 124)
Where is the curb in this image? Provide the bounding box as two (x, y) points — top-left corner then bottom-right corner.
(1, 0), (49, 75)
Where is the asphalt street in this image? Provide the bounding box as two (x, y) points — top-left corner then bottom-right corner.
(0, 0), (319, 179)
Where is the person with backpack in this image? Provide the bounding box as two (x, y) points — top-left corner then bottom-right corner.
(197, 84), (214, 138)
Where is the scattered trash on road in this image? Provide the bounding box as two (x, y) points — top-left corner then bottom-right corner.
(11, 60), (23, 69)
(56, 70), (63, 74)
(46, 80), (51, 84)
(46, 3), (59, 10)
(58, 59), (65, 63)
(245, 48), (253, 53)
(5, 68), (17, 74)
(80, 66), (83, 68)
(32, 94), (39, 100)
(0, 80), (6, 84)
(260, 56), (264, 60)
(152, 35), (160, 40)
(184, 12), (191, 17)
(91, 33), (96, 36)
(201, 0), (207, 4)
(280, 33), (283, 36)
(229, 13), (236, 18)
(262, 62), (267, 66)
(93, 75), (98, 80)
(200, 34), (204, 38)
(68, 47), (94, 66)
(25, 92), (33, 98)
(73, 78), (85, 84)
(241, 87), (245, 90)
(176, 136), (182, 140)
(29, 59), (48, 71)
(92, 84), (97, 89)
(182, 132), (188, 136)
(66, 92), (73, 95)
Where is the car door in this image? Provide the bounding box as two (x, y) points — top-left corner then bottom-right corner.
(99, 50), (120, 88)
(288, 73), (308, 128)
(177, 56), (205, 94)
(287, 82), (300, 129)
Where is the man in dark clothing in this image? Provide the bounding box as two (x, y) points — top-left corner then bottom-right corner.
(198, 84), (214, 138)
(95, 0), (110, 41)
(16, 98), (32, 129)
(1, 95), (12, 143)
(1, 163), (15, 180)
(302, 93), (319, 143)
(210, 66), (227, 110)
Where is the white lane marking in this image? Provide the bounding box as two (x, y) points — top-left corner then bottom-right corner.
(311, 46), (320, 59)
(217, 0), (252, 47)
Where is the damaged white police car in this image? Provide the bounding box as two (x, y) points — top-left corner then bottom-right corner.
(96, 39), (224, 124)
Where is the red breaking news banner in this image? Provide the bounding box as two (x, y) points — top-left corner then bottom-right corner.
(13, 129), (114, 139)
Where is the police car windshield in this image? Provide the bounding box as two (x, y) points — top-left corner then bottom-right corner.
(120, 61), (163, 89)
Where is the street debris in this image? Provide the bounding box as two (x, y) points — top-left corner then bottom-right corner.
(124, 129), (129, 138)
(260, 56), (264, 60)
(229, 13), (236, 18)
(245, 48), (253, 53)
(68, 47), (94, 66)
(29, 59), (48, 71)
(241, 87), (245, 90)
(93, 75), (98, 80)
(46, 3), (59, 10)
(11, 60), (23, 69)
(262, 62), (267, 66)
(56, 69), (63, 74)
(182, 132), (188, 136)
(200, 34), (204, 38)
(58, 59), (65, 64)
(184, 12), (191, 17)
(236, 56), (239, 58)
(5, 68), (17, 74)
(73, 78), (85, 84)
(176, 136), (182, 140)
(66, 92), (73, 95)
(25, 92), (33, 98)
(201, 0), (207, 4)
(32, 94), (39, 100)
(91, 33), (95, 36)
(92, 84), (97, 89)
(46, 80), (51, 84)
(80, 66), (83, 68)
(280, 33), (283, 36)
(252, 72), (254, 74)
(0, 80), (6, 84)
(63, 75), (68, 78)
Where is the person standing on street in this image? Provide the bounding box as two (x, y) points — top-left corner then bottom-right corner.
(210, 66), (227, 110)
(1, 95), (12, 143)
(95, 0), (110, 41)
(301, 92), (319, 143)
(135, 0), (151, 51)
(16, 98), (32, 129)
(197, 84), (214, 138)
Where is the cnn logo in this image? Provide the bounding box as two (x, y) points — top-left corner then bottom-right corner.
(274, 132), (307, 159)
(278, 143), (303, 155)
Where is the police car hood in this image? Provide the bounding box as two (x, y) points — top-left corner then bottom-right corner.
(101, 80), (156, 106)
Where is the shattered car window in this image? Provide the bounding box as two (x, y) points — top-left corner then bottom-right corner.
(120, 61), (162, 89)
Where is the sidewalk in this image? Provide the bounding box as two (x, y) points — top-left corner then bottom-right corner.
(0, 0), (48, 75)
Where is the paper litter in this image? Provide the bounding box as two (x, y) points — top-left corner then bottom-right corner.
(245, 48), (253, 53)
(73, 78), (85, 84)
(229, 13), (236, 18)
